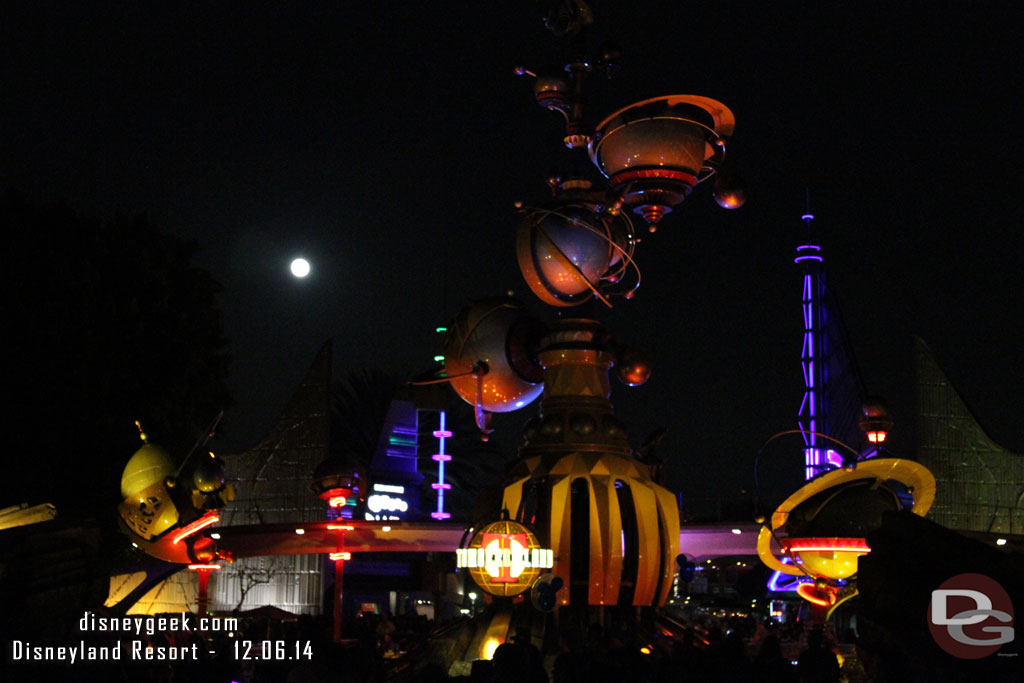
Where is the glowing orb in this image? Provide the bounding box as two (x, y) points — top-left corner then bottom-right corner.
(457, 520), (552, 597)
(442, 298), (544, 413)
(290, 258), (311, 278)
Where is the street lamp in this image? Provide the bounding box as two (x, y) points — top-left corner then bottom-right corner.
(858, 398), (894, 447)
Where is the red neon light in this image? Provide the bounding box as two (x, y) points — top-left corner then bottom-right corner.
(187, 564), (221, 570)
(867, 431), (887, 443)
(172, 513), (220, 544)
(328, 496), (347, 507)
(784, 537), (870, 554)
(609, 167), (698, 187)
(329, 552), (351, 561)
(327, 524), (355, 531)
(796, 582), (836, 606)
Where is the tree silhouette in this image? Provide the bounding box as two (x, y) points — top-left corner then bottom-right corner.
(4, 192), (231, 517)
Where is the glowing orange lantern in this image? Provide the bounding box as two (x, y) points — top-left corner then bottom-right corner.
(858, 399), (893, 446)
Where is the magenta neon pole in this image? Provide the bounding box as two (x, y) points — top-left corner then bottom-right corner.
(431, 411), (452, 520)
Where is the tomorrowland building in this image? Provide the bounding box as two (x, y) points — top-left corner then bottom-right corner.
(914, 336), (1024, 536)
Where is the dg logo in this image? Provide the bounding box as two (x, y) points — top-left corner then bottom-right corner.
(928, 573), (1015, 659)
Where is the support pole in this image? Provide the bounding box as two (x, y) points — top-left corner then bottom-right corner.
(197, 568), (211, 620)
(332, 531), (347, 642)
(333, 558), (345, 641)
(188, 564), (219, 621)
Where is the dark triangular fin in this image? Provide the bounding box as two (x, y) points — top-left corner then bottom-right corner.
(213, 342), (333, 615)
(225, 340), (332, 526)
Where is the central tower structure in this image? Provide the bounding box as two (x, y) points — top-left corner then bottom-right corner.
(441, 0), (746, 610)
(501, 319), (679, 607)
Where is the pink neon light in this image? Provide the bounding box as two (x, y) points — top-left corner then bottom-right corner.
(187, 564), (221, 570)
(825, 449), (844, 469)
(431, 511), (451, 520)
(796, 244), (821, 251)
(794, 255), (823, 263)
(432, 430), (453, 438)
(432, 453), (452, 462)
(172, 513), (220, 544)
(329, 552), (351, 561)
(432, 482), (452, 490)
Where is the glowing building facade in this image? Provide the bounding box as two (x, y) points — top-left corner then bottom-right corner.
(211, 343), (427, 615)
(915, 336), (1024, 534)
(212, 342), (333, 614)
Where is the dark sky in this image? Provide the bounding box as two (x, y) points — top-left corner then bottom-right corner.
(5, 1), (1022, 503)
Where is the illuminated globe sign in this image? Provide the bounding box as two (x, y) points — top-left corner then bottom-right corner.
(456, 520), (553, 597)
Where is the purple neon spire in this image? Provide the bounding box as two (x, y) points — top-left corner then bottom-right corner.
(797, 205), (824, 480)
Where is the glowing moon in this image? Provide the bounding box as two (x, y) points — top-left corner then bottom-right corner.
(290, 258), (311, 278)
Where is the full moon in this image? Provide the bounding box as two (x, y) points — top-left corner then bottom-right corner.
(290, 258), (311, 278)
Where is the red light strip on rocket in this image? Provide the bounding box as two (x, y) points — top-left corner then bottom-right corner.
(187, 564), (221, 570)
(784, 537), (870, 554)
(327, 524), (355, 531)
(796, 582), (836, 606)
(172, 512), (220, 544)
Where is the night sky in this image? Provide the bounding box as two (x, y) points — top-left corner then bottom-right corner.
(5, 2), (1022, 506)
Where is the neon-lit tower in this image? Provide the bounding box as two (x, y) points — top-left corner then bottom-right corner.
(433, 1), (744, 611)
(793, 203), (869, 479)
(795, 208), (836, 479)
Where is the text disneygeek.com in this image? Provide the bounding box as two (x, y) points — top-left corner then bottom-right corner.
(9, 611), (238, 664)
